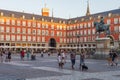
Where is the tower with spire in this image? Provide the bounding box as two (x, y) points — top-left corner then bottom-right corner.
(41, 3), (49, 16)
(86, 0), (90, 16)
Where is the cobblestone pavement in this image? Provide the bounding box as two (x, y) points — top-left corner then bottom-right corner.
(0, 54), (120, 80)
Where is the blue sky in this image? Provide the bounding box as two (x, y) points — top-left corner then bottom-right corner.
(0, 0), (119, 19)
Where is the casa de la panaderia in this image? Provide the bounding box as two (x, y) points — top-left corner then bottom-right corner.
(0, 2), (120, 52)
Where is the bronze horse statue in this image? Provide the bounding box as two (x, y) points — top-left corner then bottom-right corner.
(94, 17), (110, 37)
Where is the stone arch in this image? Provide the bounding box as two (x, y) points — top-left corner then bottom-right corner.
(107, 35), (114, 46)
(49, 38), (56, 47)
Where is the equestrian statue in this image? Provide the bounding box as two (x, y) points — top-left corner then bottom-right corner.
(94, 17), (110, 37)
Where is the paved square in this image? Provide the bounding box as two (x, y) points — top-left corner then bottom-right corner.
(0, 54), (120, 80)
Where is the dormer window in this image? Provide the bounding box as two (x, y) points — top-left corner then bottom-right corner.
(0, 12), (3, 16)
(32, 16), (35, 20)
(22, 15), (25, 19)
(108, 13), (112, 17)
(81, 18), (84, 21)
(42, 18), (44, 21)
(51, 19), (53, 22)
(98, 15), (101, 19)
(75, 20), (77, 23)
(11, 14), (14, 17)
(59, 20), (61, 23)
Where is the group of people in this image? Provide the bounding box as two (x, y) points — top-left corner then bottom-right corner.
(57, 50), (87, 71)
(108, 50), (118, 66)
(0, 49), (11, 62)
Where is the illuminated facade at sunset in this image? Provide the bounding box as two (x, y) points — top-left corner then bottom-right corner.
(0, 5), (120, 52)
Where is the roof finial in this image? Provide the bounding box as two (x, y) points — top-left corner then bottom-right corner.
(52, 8), (54, 17)
(86, 0), (90, 16)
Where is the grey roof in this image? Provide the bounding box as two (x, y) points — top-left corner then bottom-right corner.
(67, 9), (120, 24)
(0, 8), (120, 24)
(0, 9), (67, 23)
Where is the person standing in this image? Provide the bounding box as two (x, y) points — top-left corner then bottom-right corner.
(70, 52), (76, 69)
(21, 50), (25, 60)
(0, 50), (3, 63)
(57, 52), (62, 68)
(79, 51), (85, 70)
(8, 50), (11, 62)
(26, 50), (30, 60)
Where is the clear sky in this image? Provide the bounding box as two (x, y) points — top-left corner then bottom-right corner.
(0, 0), (119, 19)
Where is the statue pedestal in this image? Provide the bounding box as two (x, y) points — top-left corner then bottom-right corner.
(94, 38), (111, 59)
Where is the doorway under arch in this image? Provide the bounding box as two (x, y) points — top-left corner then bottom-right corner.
(49, 38), (56, 48)
(107, 35), (114, 46)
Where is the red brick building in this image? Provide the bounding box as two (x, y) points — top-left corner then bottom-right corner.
(0, 5), (119, 52)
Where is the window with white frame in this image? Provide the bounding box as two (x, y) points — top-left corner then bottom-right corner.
(51, 25), (54, 29)
(84, 23), (87, 28)
(114, 18), (119, 24)
(46, 30), (49, 36)
(11, 35), (15, 41)
(59, 32), (62, 36)
(27, 22), (31, 27)
(80, 24), (83, 28)
(64, 38), (66, 43)
(22, 36), (26, 41)
(84, 30), (87, 35)
(12, 20), (15, 25)
(51, 31), (54, 36)
(88, 23), (91, 28)
(46, 24), (48, 28)
(88, 29), (91, 35)
(60, 26), (62, 30)
(11, 27), (15, 33)
(37, 23), (41, 28)
(0, 35), (4, 41)
(17, 20), (21, 26)
(32, 29), (36, 34)
(37, 37), (40, 42)
(6, 35), (10, 41)
(67, 38), (69, 43)
(80, 30), (83, 35)
(32, 22), (36, 27)
(114, 26), (119, 32)
(0, 26), (4, 32)
(27, 36), (31, 41)
(42, 30), (45, 35)
(17, 35), (21, 41)
(57, 32), (59, 36)
(107, 19), (111, 24)
(92, 29), (95, 34)
(0, 19), (4, 24)
(60, 38), (63, 43)
(64, 32), (66, 37)
(22, 21), (26, 26)
(27, 29), (31, 34)
(22, 28), (26, 34)
(57, 25), (59, 30)
(6, 27), (10, 33)
(84, 37), (87, 42)
(42, 37), (45, 42)
(17, 28), (21, 33)
(37, 29), (41, 35)
(42, 24), (45, 28)
(6, 19), (10, 25)
(33, 36), (36, 41)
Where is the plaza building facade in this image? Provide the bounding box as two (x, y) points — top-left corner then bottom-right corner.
(0, 5), (120, 52)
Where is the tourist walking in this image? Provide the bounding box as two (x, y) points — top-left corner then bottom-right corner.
(70, 51), (76, 69)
